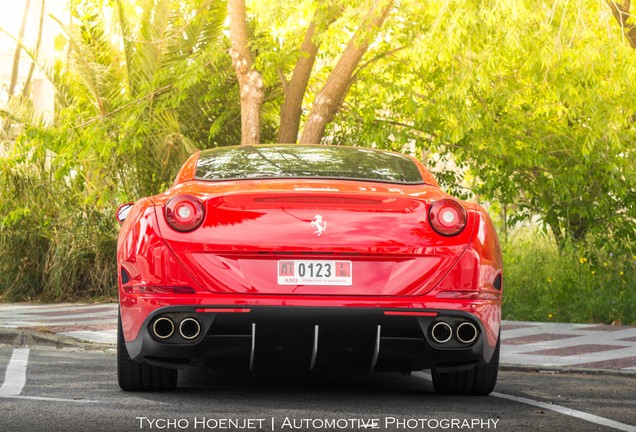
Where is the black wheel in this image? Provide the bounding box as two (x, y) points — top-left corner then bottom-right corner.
(117, 313), (177, 391)
(431, 336), (500, 395)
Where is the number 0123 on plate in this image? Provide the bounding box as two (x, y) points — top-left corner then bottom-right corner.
(277, 260), (352, 285)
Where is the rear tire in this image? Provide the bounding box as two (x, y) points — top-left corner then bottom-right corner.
(431, 336), (500, 395)
(117, 313), (177, 391)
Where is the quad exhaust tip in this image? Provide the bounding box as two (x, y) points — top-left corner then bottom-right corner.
(431, 321), (453, 344)
(179, 317), (201, 340)
(152, 317), (175, 339)
(430, 320), (478, 345)
(456, 321), (478, 344)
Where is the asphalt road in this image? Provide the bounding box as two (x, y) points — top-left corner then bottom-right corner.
(0, 346), (634, 432)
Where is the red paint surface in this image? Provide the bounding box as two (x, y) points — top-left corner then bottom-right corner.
(500, 323), (537, 331)
(584, 324), (633, 332)
(571, 356), (636, 369)
(522, 344), (627, 357)
(503, 333), (578, 346)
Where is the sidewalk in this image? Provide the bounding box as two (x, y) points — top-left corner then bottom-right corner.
(0, 303), (118, 345)
(1, 303), (635, 373)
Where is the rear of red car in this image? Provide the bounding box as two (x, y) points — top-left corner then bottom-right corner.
(116, 145), (503, 394)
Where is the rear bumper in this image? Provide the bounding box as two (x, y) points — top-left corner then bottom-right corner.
(125, 306), (497, 373)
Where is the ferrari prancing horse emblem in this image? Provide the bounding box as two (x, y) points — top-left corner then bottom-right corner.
(310, 214), (327, 236)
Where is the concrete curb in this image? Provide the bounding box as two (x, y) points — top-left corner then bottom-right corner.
(0, 328), (115, 351)
(498, 363), (636, 377)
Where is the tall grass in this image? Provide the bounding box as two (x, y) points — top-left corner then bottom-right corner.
(502, 230), (636, 325)
(0, 148), (118, 302)
(0, 211), (117, 302)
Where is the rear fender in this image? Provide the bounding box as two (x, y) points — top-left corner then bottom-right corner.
(429, 206), (503, 347)
(117, 199), (204, 341)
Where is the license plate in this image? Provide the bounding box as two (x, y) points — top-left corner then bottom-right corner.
(277, 260), (352, 285)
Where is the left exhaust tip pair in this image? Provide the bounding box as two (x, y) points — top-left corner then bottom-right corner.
(152, 316), (201, 340)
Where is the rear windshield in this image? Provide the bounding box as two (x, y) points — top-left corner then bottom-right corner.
(195, 145), (424, 184)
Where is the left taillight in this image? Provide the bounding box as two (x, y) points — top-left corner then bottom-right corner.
(165, 194), (205, 232)
(428, 199), (467, 236)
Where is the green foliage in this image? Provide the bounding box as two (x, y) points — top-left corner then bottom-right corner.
(1, 0), (635, 319)
(0, 0), (232, 300)
(0, 132), (118, 300)
(503, 229), (636, 325)
(339, 0), (636, 251)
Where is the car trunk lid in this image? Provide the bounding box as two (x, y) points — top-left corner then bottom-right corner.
(155, 182), (474, 296)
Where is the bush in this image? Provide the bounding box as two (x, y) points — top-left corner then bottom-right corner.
(1, 0), (231, 301)
(502, 230), (636, 325)
(0, 144), (118, 301)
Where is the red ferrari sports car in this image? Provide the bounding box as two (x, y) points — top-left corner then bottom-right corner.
(116, 144), (502, 395)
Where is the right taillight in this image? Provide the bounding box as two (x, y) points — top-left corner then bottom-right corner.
(428, 199), (467, 236)
(165, 194), (205, 232)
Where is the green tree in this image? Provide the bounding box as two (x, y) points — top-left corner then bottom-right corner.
(228, 0), (395, 145)
(326, 0), (636, 250)
(0, 0), (230, 299)
(2, 0), (636, 302)
(606, 1), (636, 48)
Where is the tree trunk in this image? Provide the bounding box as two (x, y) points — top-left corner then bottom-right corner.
(549, 222), (566, 251)
(606, 1), (636, 48)
(22, 0), (46, 98)
(8, 0), (32, 99)
(228, 0), (264, 145)
(278, 6), (339, 144)
(299, 0), (394, 144)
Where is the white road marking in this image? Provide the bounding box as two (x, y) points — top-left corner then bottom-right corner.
(0, 395), (99, 403)
(413, 372), (636, 432)
(0, 348), (99, 403)
(0, 348), (29, 396)
(491, 391), (636, 432)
